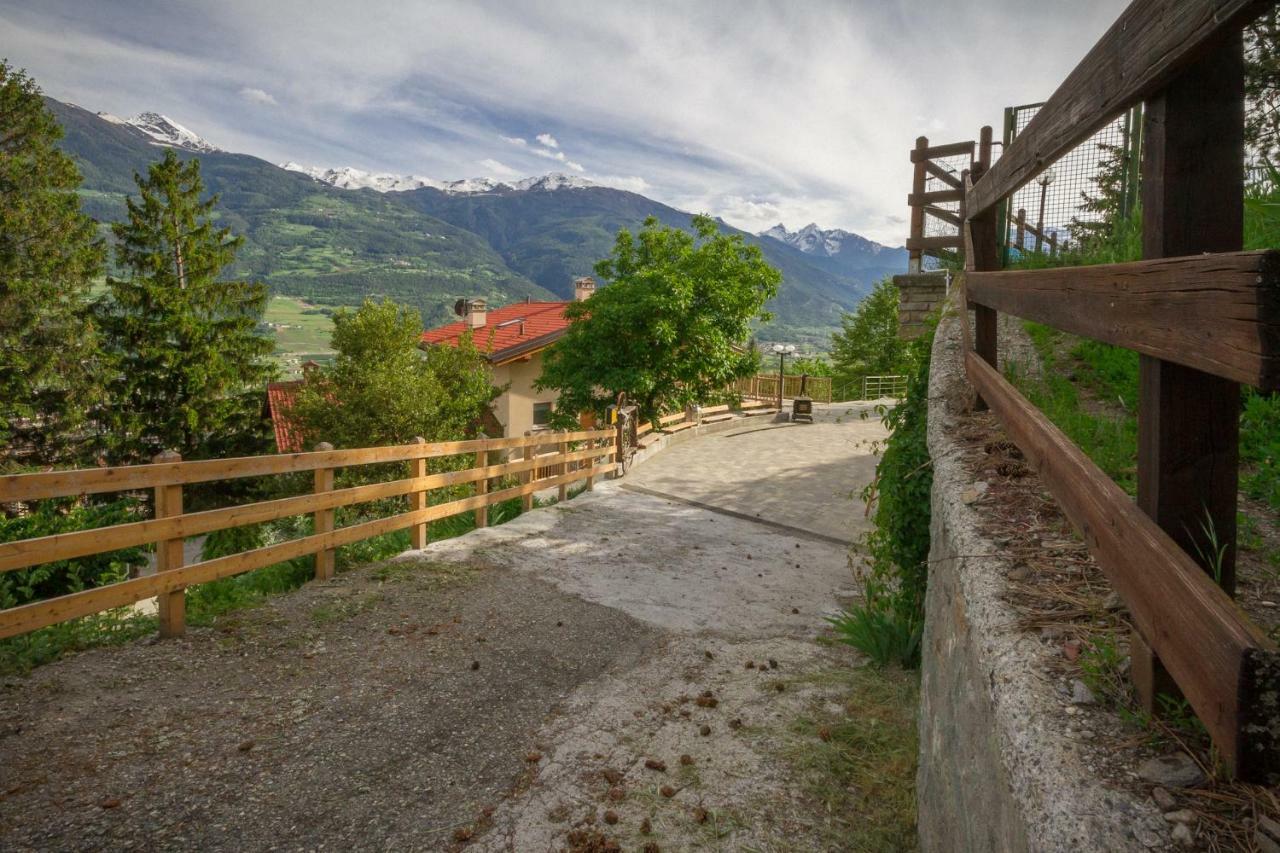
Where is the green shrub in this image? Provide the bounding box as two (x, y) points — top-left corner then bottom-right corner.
(0, 499), (147, 609)
(830, 314), (936, 668)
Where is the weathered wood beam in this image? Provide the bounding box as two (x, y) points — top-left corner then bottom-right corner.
(967, 0), (1271, 217)
(909, 140), (975, 162)
(908, 189), (964, 207)
(964, 251), (1280, 389)
(965, 350), (1279, 781)
(923, 159), (964, 189)
(905, 235), (964, 251)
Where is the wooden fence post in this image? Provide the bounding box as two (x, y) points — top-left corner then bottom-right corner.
(558, 431), (569, 503)
(521, 432), (535, 512)
(409, 436), (428, 549)
(1133, 34), (1244, 713)
(152, 450), (185, 639)
(908, 136), (928, 274)
(586, 436), (596, 491)
(313, 441), (335, 580)
(475, 445), (489, 528)
(1015, 208), (1026, 252)
(966, 126), (1000, 409)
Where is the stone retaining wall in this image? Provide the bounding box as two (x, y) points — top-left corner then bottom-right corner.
(894, 272), (950, 339)
(918, 308), (1169, 852)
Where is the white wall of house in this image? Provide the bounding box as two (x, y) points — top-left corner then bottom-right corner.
(488, 351), (560, 438)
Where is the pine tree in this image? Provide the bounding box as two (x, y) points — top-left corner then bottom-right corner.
(1247, 9), (1280, 168)
(1066, 140), (1129, 252)
(0, 62), (105, 469)
(96, 149), (276, 464)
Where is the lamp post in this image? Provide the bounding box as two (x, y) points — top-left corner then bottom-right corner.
(1035, 168), (1056, 254)
(772, 343), (796, 411)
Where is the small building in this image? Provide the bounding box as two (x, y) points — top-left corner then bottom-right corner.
(420, 277), (595, 438)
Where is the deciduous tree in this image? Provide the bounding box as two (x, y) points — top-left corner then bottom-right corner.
(537, 215), (780, 424)
(292, 299), (497, 451)
(829, 277), (906, 398)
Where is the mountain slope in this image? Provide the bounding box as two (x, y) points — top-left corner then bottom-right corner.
(47, 99), (552, 327)
(47, 97), (903, 344)
(395, 184), (900, 342)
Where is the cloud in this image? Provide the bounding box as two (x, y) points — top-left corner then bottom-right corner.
(4, 0), (1132, 243)
(530, 146), (584, 172)
(478, 157), (521, 179)
(239, 86), (277, 105)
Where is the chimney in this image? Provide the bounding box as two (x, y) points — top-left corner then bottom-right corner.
(573, 276), (596, 302)
(466, 298), (487, 328)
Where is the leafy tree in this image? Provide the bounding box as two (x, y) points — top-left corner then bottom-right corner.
(0, 62), (105, 469)
(789, 355), (833, 377)
(1247, 9), (1280, 168)
(829, 277), (907, 397)
(291, 299), (497, 451)
(96, 149), (276, 464)
(537, 215), (780, 424)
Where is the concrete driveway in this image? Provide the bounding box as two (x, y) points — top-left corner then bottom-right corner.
(624, 402), (890, 544)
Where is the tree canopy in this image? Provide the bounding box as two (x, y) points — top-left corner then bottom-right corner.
(829, 277), (907, 397)
(95, 149), (275, 463)
(292, 299), (498, 451)
(537, 215), (780, 423)
(0, 61), (105, 469)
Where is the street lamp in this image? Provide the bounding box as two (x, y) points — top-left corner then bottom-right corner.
(1035, 168), (1056, 254)
(772, 343), (796, 412)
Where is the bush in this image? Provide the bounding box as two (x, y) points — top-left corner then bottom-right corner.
(829, 314), (936, 668)
(0, 499), (146, 609)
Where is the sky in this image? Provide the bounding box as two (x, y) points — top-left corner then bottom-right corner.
(2, 0), (1128, 245)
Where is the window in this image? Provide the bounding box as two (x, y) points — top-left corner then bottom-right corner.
(532, 401), (553, 427)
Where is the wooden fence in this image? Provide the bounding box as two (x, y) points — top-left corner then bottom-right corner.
(734, 374), (833, 403)
(906, 137), (975, 271)
(955, 0), (1279, 782)
(0, 430), (616, 641)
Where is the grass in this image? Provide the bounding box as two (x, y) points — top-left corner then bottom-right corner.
(1007, 323), (1139, 494)
(262, 295), (339, 375)
(783, 664), (920, 852)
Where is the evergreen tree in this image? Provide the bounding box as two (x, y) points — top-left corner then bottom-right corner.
(97, 149), (275, 464)
(0, 62), (105, 469)
(1247, 9), (1280, 168)
(1066, 140), (1129, 252)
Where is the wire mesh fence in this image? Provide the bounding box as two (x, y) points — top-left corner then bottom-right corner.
(999, 103), (1142, 263)
(920, 150), (972, 271)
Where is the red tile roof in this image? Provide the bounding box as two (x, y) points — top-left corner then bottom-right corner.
(266, 380), (304, 453)
(420, 301), (571, 363)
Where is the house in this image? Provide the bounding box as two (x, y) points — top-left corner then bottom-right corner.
(420, 276), (595, 438)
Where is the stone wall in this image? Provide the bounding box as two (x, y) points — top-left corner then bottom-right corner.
(918, 308), (1170, 852)
(894, 272), (949, 340)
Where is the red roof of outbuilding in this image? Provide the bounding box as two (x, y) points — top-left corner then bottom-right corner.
(266, 380), (304, 453)
(420, 301), (571, 364)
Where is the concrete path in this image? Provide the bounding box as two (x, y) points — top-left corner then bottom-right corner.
(624, 402), (889, 544)
(0, 403), (892, 852)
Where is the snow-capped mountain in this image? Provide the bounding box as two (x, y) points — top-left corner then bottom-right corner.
(96, 111), (222, 153)
(761, 222), (891, 258)
(281, 162), (595, 195)
(278, 164), (438, 192)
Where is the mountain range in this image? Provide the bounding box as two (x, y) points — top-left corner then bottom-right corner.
(48, 100), (906, 345)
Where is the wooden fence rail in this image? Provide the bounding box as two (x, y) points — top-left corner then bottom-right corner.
(0, 429), (616, 642)
(953, 0), (1280, 782)
(734, 374), (833, 403)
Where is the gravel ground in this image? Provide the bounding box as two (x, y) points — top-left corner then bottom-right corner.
(0, 559), (662, 852)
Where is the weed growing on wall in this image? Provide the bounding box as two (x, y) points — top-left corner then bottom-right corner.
(828, 313), (937, 668)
